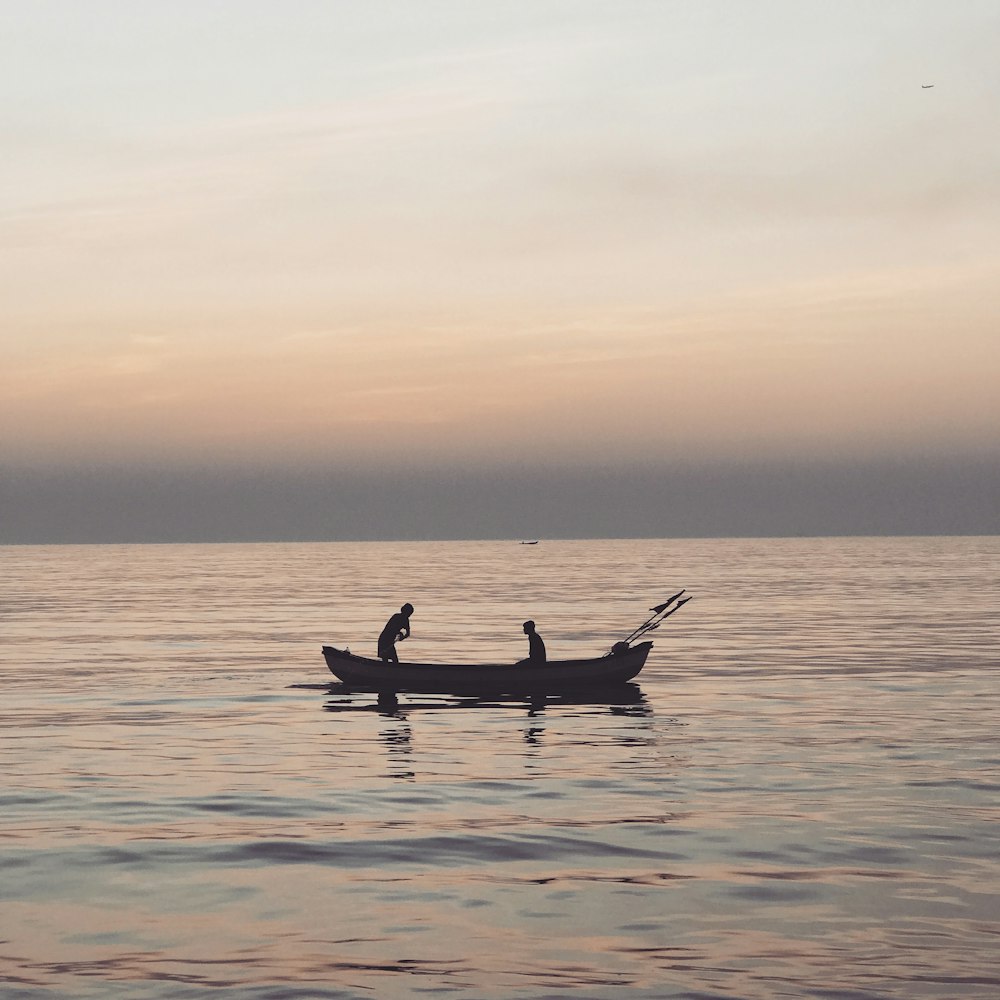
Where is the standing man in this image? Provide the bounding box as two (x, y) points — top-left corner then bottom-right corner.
(378, 603), (413, 662)
(520, 620), (546, 664)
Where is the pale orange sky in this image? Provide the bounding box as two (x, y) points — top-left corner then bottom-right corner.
(1, 2), (999, 540)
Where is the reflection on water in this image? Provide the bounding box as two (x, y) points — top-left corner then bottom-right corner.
(379, 716), (414, 780)
(323, 685), (655, 783)
(1, 537), (999, 999)
(322, 681), (650, 712)
(523, 726), (544, 750)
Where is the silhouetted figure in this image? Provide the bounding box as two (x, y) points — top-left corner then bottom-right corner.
(519, 620), (546, 664)
(378, 603), (413, 662)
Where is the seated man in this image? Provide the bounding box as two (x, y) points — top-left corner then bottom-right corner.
(519, 620), (546, 664)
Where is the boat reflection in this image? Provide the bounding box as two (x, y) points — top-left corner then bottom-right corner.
(320, 683), (658, 781)
(321, 682), (651, 718)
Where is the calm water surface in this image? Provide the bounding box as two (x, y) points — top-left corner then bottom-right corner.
(1, 537), (998, 999)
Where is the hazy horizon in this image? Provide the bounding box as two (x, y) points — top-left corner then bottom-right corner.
(2, 2), (998, 543)
(3, 453), (997, 544)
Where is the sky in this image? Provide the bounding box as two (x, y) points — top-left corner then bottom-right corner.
(2, 0), (998, 542)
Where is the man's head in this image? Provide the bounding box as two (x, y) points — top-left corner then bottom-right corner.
(402, 603), (414, 616)
(522, 620), (535, 635)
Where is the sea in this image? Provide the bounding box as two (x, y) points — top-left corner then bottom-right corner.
(1, 537), (998, 1000)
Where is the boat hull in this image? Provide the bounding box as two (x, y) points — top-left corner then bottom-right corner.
(322, 641), (653, 695)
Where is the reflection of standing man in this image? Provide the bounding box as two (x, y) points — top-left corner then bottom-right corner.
(378, 603), (413, 662)
(520, 620), (546, 664)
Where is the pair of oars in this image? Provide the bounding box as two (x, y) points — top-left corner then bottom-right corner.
(620, 589), (692, 646)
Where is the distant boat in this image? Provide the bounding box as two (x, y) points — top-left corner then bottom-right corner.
(520, 540), (539, 545)
(321, 642), (653, 696)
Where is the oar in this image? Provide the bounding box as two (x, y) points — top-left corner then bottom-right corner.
(621, 590), (686, 645)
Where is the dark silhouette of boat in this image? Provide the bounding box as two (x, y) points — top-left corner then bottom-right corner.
(321, 591), (692, 697)
(321, 641), (653, 695)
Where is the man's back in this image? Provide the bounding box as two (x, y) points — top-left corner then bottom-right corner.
(528, 630), (546, 663)
(379, 612), (408, 643)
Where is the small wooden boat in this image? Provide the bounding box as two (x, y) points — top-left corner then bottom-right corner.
(321, 592), (691, 697)
(321, 641), (653, 695)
